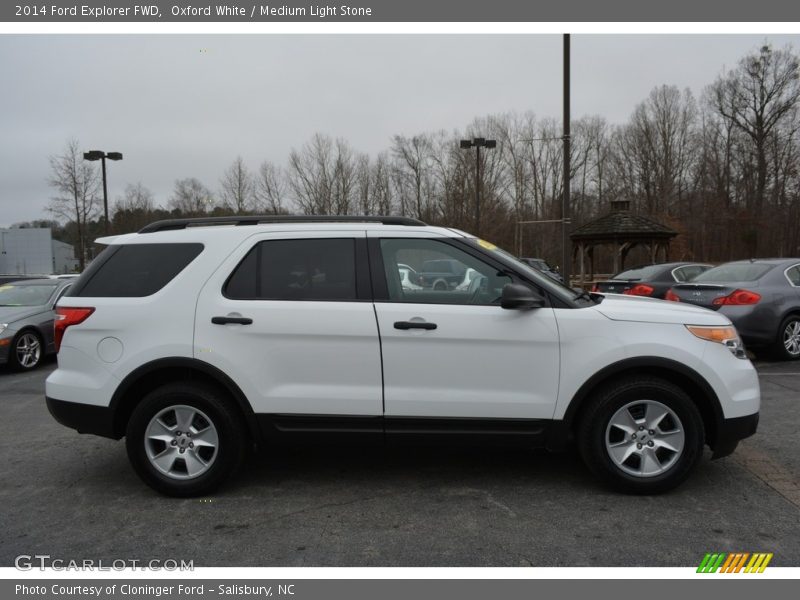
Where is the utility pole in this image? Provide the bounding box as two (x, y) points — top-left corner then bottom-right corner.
(562, 33), (572, 286)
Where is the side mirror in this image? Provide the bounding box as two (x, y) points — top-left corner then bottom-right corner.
(501, 283), (545, 310)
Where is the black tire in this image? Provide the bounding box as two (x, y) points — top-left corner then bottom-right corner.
(576, 376), (704, 494)
(774, 315), (800, 361)
(9, 329), (44, 371)
(125, 382), (247, 497)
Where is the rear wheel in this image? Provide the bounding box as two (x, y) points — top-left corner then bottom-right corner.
(775, 316), (800, 361)
(125, 382), (247, 497)
(577, 377), (704, 494)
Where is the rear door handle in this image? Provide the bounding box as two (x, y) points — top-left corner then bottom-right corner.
(394, 321), (437, 330)
(211, 316), (253, 325)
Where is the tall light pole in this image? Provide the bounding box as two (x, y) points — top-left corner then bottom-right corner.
(83, 150), (123, 235)
(562, 33), (572, 286)
(460, 137), (496, 237)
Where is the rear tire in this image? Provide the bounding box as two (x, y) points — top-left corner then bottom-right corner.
(775, 315), (800, 361)
(577, 376), (704, 494)
(125, 382), (247, 497)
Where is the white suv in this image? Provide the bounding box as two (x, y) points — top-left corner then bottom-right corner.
(46, 216), (760, 496)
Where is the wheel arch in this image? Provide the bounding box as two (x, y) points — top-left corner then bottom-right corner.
(559, 357), (724, 451)
(109, 357), (261, 445)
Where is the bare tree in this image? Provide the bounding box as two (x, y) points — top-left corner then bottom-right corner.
(112, 182), (156, 234)
(287, 134), (361, 215)
(709, 45), (800, 212)
(220, 156), (255, 213)
(168, 178), (214, 215)
(253, 161), (287, 214)
(115, 182), (155, 213)
(391, 134), (433, 219)
(47, 139), (100, 269)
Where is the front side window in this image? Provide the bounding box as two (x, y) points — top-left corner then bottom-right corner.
(225, 238), (357, 301)
(379, 238), (512, 305)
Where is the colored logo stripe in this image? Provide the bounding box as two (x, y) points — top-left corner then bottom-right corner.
(697, 552), (772, 573)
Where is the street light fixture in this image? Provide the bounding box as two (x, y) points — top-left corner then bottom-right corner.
(83, 150), (123, 235)
(459, 137), (496, 237)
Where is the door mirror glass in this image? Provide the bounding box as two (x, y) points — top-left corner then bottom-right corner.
(500, 283), (545, 310)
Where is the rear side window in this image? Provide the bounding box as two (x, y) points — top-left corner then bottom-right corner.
(69, 243), (203, 298)
(225, 239), (357, 301)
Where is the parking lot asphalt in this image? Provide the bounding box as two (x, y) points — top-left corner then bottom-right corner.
(0, 358), (798, 568)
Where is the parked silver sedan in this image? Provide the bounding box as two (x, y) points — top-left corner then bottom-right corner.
(0, 279), (73, 370)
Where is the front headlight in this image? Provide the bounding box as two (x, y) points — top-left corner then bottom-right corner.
(0, 323), (7, 335)
(686, 325), (747, 359)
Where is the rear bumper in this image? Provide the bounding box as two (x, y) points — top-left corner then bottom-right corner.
(46, 396), (120, 439)
(712, 412), (759, 459)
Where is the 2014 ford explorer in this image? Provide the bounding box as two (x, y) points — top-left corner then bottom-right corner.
(46, 216), (760, 496)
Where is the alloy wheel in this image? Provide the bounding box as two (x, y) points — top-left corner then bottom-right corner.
(144, 405), (219, 480)
(605, 399), (685, 478)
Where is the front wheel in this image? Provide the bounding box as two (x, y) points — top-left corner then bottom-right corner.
(775, 316), (800, 361)
(10, 330), (43, 371)
(577, 377), (704, 494)
(125, 382), (247, 497)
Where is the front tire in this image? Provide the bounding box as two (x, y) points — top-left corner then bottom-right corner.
(125, 382), (247, 497)
(9, 330), (43, 371)
(577, 377), (704, 494)
(775, 315), (800, 361)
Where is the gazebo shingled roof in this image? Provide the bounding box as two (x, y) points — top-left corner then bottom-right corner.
(570, 211), (677, 242)
(569, 201), (678, 284)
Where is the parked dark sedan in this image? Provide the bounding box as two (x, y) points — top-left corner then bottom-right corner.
(593, 262), (712, 299)
(666, 259), (800, 360)
(0, 278), (73, 370)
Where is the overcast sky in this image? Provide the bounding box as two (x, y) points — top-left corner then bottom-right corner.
(1, 34), (798, 226)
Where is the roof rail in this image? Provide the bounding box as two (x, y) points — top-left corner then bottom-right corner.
(138, 215), (427, 234)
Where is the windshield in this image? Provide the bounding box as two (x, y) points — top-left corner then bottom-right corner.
(693, 263), (774, 283)
(465, 239), (583, 305)
(0, 283), (58, 306)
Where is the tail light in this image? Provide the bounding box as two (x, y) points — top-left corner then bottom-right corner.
(591, 284), (599, 292)
(665, 289), (681, 302)
(623, 284), (655, 297)
(712, 289), (761, 306)
(54, 307), (95, 352)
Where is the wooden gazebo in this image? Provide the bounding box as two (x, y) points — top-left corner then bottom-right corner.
(570, 201), (678, 285)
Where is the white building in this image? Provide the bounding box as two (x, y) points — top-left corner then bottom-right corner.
(0, 228), (78, 275)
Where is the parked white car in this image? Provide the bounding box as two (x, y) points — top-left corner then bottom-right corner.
(398, 266), (423, 291)
(46, 216), (759, 496)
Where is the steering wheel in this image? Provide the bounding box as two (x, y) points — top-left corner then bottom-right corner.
(467, 274), (488, 304)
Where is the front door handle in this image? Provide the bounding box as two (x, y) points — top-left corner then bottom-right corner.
(211, 316), (253, 325)
(394, 321), (437, 330)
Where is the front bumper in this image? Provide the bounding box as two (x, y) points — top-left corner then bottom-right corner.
(712, 412), (759, 459)
(46, 396), (119, 439)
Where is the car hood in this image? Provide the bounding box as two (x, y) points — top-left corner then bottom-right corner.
(0, 306), (46, 324)
(592, 293), (729, 325)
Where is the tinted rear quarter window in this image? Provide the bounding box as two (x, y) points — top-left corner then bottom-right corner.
(69, 243), (203, 297)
